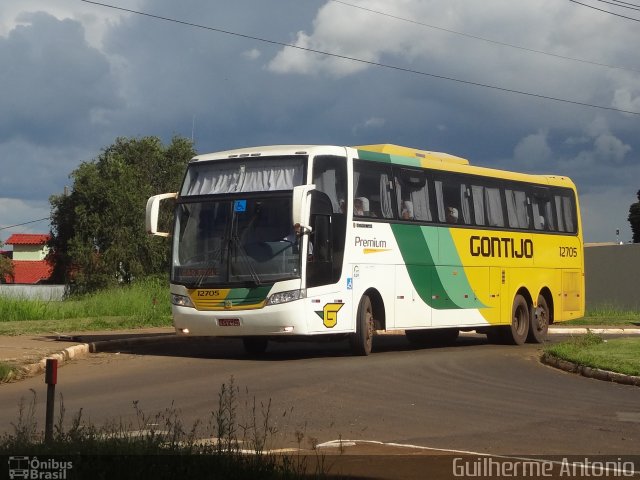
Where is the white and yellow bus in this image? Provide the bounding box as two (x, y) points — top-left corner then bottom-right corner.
(146, 144), (584, 355)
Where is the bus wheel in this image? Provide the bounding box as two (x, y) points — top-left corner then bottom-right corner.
(349, 294), (374, 356)
(508, 294), (530, 345)
(527, 295), (549, 343)
(242, 337), (268, 355)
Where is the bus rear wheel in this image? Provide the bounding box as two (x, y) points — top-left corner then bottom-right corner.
(349, 294), (374, 356)
(508, 294), (530, 345)
(242, 337), (268, 355)
(527, 294), (549, 343)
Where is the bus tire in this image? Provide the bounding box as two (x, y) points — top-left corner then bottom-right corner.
(242, 337), (268, 355)
(527, 294), (549, 343)
(508, 294), (530, 345)
(349, 294), (374, 356)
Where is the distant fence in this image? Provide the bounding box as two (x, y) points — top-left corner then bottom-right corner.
(0, 284), (66, 301)
(585, 243), (640, 311)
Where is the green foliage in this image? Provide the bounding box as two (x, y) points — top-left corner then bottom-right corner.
(0, 380), (320, 479)
(0, 279), (171, 334)
(564, 306), (640, 326)
(0, 240), (14, 282)
(545, 333), (640, 376)
(49, 136), (194, 293)
(629, 189), (640, 243)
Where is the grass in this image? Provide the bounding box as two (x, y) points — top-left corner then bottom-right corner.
(0, 278), (172, 335)
(0, 377), (328, 479)
(564, 305), (640, 326)
(0, 361), (13, 382)
(545, 331), (640, 377)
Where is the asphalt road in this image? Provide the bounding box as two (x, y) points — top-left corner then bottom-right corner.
(1, 333), (639, 456)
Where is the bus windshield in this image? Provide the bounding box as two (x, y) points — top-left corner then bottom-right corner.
(172, 196), (301, 287)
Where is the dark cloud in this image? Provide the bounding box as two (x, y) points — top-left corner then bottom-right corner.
(0, 1), (638, 243)
(0, 12), (121, 146)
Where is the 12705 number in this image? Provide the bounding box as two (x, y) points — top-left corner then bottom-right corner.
(559, 246), (578, 258)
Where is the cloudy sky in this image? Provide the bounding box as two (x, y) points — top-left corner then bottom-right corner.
(1, 0), (639, 245)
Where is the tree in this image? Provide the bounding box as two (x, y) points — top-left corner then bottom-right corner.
(0, 241), (14, 283)
(629, 190), (640, 243)
(49, 136), (195, 292)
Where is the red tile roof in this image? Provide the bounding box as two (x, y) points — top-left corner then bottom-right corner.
(4, 260), (53, 284)
(5, 233), (51, 246)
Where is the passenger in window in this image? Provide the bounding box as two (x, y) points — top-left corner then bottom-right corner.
(354, 197), (369, 216)
(446, 207), (459, 224)
(401, 201), (414, 220)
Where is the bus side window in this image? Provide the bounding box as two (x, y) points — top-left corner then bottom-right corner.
(506, 189), (530, 229)
(532, 190), (555, 231)
(484, 187), (505, 227)
(554, 194), (576, 233)
(395, 169), (433, 222)
(353, 161), (395, 218)
(435, 177), (463, 225)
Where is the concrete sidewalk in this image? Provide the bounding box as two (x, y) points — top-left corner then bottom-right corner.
(0, 327), (180, 382)
(1, 325), (639, 383)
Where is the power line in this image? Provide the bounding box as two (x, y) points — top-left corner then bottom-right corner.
(79, 0), (640, 116)
(330, 0), (639, 73)
(567, 0), (640, 21)
(0, 217), (50, 232)
(591, 0), (640, 11)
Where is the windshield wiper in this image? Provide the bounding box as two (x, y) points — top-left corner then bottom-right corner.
(230, 233), (262, 286)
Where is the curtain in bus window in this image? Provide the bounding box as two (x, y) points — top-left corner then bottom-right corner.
(313, 168), (339, 212)
(545, 201), (555, 231)
(506, 190), (530, 229)
(532, 202), (544, 230)
(184, 159), (304, 195)
(471, 185), (485, 226)
(554, 196), (565, 232)
(395, 178), (404, 217)
(380, 174), (394, 218)
(410, 184), (432, 221)
(485, 187), (504, 227)
(460, 185), (471, 224)
(435, 181), (446, 222)
(562, 196), (575, 232)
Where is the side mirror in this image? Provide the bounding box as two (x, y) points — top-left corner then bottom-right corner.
(292, 184), (316, 232)
(145, 192), (177, 236)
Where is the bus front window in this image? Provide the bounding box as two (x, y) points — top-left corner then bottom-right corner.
(172, 196), (301, 287)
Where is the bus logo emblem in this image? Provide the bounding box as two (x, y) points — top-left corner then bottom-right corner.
(315, 303), (344, 328)
(224, 300), (233, 309)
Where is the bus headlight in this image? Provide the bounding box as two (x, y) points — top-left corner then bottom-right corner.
(171, 293), (195, 308)
(266, 289), (306, 306)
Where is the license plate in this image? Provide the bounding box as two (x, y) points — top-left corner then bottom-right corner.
(218, 318), (240, 327)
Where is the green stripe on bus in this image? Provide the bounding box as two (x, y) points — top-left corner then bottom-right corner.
(227, 286), (272, 304)
(357, 150), (421, 168)
(391, 224), (485, 310)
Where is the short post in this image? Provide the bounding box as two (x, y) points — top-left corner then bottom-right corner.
(45, 358), (58, 443)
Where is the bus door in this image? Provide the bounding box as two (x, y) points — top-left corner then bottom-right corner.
(304, 190), (351, 333)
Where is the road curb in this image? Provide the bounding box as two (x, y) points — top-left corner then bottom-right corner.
(540, 352), (640, 387)
(4, 335), (185, 384)
(548, 327), (640, 335)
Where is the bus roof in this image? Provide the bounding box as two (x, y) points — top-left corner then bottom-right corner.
(354, 144), (470, 165)
(189, 144), (576, 191)
(355, 144), (576, 190)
